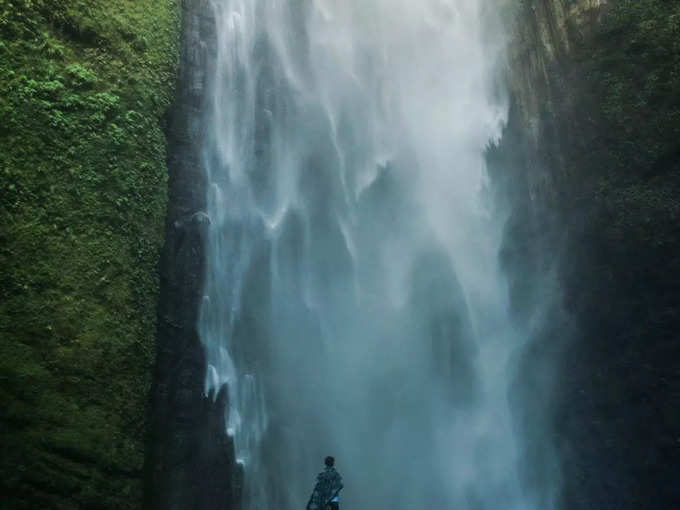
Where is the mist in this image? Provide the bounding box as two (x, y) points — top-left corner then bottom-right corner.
(197, 1), (545, 509)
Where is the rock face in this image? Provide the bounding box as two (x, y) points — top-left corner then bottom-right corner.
(145, 1), (242, 509)
(490, 0), (680, 508)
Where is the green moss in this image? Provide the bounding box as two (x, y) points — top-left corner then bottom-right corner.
(0, 1), (180, 508)
(584, 0), (680, 178)
(559, 0), (680, 283)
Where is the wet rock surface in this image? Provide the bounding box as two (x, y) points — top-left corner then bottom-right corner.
(145, 1), (241, 509)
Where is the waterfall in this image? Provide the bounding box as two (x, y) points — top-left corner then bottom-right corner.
(197, 1), (538, 509)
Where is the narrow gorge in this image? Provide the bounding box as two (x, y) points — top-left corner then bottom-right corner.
(1, 1), (678, 509)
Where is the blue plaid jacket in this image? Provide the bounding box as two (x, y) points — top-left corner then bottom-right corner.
(307, 466), (343, 509)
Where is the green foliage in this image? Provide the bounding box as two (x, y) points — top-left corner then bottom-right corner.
(587, 0), (680, 178)
(553, 0), (680, 283)
(494, 5), (680, 504)
(0, 0), (180, 508)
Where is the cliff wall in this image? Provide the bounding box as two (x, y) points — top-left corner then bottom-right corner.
(0, 1), (179, 507)
(144, 1), (241, 508)
(492, 0), (680, 507)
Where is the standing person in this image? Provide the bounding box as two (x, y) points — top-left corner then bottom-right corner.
(306, 456), (344, 510)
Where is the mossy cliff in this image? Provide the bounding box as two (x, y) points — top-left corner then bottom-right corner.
(490, 0), (680, 508)
(0, 1), (180, 508)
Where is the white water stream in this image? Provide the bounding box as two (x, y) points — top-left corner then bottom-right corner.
(197, 1), (539, 509)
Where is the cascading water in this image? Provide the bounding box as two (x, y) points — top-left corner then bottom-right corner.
(198, 1), (540, 509)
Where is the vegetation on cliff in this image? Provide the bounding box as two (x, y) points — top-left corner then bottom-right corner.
(557, 0), (680, 338)
(591, 0), (680, 178)
(0, 1), (179, 507)
(491, 0), (680, 507)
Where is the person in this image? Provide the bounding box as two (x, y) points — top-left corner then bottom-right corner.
(306, 456), (344, 510)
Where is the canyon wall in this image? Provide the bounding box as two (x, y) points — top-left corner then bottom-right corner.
(490, 0), (680, 507)
(1, 1), (180, 507)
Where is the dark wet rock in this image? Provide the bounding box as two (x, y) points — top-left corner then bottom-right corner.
(145, 1), (241, 509)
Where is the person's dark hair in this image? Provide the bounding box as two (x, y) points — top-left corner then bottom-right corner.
(324, 456), (335, 467)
